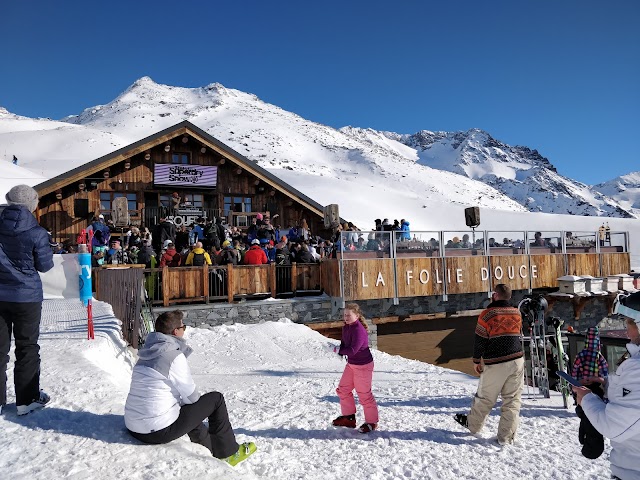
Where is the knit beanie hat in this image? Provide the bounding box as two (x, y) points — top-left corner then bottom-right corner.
(6, 184), (39, 212)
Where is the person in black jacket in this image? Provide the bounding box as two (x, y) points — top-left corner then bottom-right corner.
(295, 242), (315, 264)
(153, 217), (176, 253)
(0, 185), (54, 416)
(137, 240), (156, 268)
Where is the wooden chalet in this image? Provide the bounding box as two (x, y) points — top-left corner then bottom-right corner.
(34, 121), (329, 243)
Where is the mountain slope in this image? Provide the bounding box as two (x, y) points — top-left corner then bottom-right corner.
(0, 77), (636, 220)
(595, 172), (640, 218)
(2, 77), (527, 216)
(351, 127), (634, 218)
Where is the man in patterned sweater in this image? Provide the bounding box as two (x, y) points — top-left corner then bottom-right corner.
(455, 283), (524, 445)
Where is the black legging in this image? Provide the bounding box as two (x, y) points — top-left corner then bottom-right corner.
(128, 391), (239, 458)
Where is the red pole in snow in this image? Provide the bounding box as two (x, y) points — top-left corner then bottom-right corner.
(87, 298), (95, 340)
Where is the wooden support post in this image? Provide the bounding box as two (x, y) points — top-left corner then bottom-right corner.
(93, 268), (100, 300)
(162, 266), (170, 307)
(227, 263), (234, 303)
(606, 293), (617, 316)
(270, 263), (276, 298)
(572, 296), (591, 320)
(545, 295), (558, 312)
(203, 264), (210, 304)
(291, 262), (297, 296)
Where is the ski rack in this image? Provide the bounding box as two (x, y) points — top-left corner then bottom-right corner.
(519, 297), (550, 399)
(520, 333), (553, 399)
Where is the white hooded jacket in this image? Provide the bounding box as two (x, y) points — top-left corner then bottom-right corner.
(124, 332), (200, 434)
(582, 342), (640, 480)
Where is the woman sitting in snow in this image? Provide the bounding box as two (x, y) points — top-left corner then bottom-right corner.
(332, 303), (379, 433)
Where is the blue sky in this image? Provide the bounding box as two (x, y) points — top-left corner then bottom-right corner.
(2, 0), (638, 184)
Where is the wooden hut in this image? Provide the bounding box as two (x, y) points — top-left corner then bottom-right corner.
(33, 121), (328, 244)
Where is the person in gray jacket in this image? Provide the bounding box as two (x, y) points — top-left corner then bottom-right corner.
(124, 310), (256, 466)
(0, 184), (54, 416)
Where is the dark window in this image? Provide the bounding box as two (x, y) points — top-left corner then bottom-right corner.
(159, 193), (203, 208)
(100, 192), (137, 212)
(159, 194), (171, 207)
(224, 196), (251, 214)
(171, 153), (190, 164)
(183, 193), (203, 208)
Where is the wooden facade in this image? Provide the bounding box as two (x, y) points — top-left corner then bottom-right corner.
(96, 263), (322, 307)
(96, 250), (630, 307)
(34, 121), (329, 244)
(326, 251), (631, 302)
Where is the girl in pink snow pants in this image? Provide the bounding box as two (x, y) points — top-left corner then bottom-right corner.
(332, 303), (379, 433)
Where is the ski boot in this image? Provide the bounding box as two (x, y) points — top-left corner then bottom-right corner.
(17, 390), (51, 416)
(358, 422), (377, 434)
(224, 442), (257, 467)
(454, 413), (469, 429)
(332, 414), (356, 428)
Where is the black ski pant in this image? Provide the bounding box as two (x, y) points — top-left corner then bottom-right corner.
(0, 301), (43, 407)
(576, 383), (605, 459)
(128, 391), (239, 459)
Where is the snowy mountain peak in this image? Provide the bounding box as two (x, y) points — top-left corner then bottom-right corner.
(129, 75), (156, 87)
(347, 126), (629, 217)
(0, 79), (637, 220)
(595, 171), (640, 216)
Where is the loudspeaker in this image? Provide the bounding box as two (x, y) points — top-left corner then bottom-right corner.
(74, 199), (89, 218)
(324, 204), (340, 228)
(112, 196), (130, 227)
(464, 206), (480, 228)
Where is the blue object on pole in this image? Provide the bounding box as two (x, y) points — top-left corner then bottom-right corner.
(78, 251), (92, 306)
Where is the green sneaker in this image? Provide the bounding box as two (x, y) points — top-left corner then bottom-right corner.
(224, 442), (257, 466)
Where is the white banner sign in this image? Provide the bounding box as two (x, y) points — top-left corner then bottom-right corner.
(154, 164), (217, 187)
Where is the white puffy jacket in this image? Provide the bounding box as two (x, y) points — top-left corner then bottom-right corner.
(582, 343), (640, 480)
(124, 332), (200, 434)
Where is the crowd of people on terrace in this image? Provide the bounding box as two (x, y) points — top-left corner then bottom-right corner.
(47, 211), (610, 265)
(44, 215), (415, 266)
(79, 213), (332, 268)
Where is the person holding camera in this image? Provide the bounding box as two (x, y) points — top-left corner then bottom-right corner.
(573, 292), (640, 480)
(454, 283), (524, 446)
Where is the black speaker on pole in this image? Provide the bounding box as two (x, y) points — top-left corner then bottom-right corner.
(464, 206), (480, 228)
(74, 199), (90, 218)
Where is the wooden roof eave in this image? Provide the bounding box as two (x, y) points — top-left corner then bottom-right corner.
(186, 128), (325, 219)
(35, 127), (189, 197)
(34, 120), (327, 220)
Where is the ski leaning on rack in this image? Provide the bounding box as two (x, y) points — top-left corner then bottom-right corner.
(551, 317), (571, 408)
(139, 285), (155, 346)
(518, 295), (550, 399)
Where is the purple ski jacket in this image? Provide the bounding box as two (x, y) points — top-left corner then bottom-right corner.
(339, 321), (373, 365)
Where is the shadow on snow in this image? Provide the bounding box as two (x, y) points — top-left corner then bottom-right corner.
(3, 406), (136, 445)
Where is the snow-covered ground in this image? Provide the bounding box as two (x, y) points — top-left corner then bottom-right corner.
(0, 299), (613, 479)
